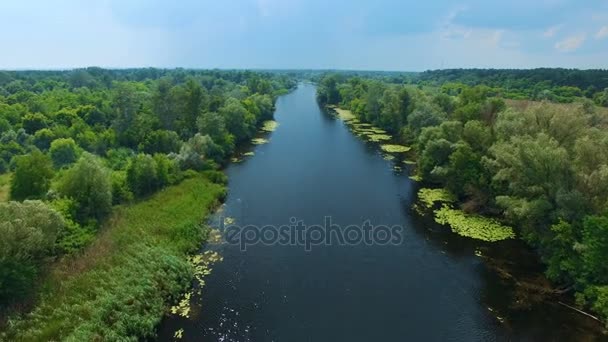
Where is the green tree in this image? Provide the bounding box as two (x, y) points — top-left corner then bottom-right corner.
(0, 200), (66, 303)
(57, 153), (112, 223)
(10, 150), (54, 201)
(126, 154), (159, 197)
(49, 138), (80, 168)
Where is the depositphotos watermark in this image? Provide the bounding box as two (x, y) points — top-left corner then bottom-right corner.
(222, 216), (403, 251)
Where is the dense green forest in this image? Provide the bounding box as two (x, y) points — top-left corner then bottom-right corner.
(317, 70), (608, 324)
(0, 68), (294, 340)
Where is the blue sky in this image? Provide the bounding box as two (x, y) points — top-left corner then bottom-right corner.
(1, 0), (607, 70)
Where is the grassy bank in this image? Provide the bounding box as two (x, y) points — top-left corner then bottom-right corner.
(2, 174), (226, 341)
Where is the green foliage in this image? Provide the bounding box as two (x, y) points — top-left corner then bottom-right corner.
(110, 171), (133, 204)
(49, 138), (80, 168)
(0, 200), (65, 303)
(57, 153), (112, 223)
(126, 154), (160, 197)
(10, 149), (54, 200)
(2, 176), (225, 341)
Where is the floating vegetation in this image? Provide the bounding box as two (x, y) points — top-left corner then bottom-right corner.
(230, 157), (242, 163)
(224, 217), (235, 225)
(261, 120), (279, 132)
(243, 151), (255, 156)
(433, 206), (515, 242)
(370, 128), (387, 134)
(403, 160), (416, 165)
(251, 138), (269, 145)
(334, 107), (357, 121)
(380, 144), (411, 153)
(169, 250), (224, 319)
(170, 292), (192, 318)
(417, 188), (456, 208)
(207, 229), (223, 244)
(383, 154), (395, 161)
(174, 328), (184, 339)
(393, 165), (403, 172)
(409, 175), (422, 182)
(367, 134), (392, 142)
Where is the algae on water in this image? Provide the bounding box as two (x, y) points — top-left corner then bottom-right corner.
(261, 120), (279, 132)
(433, 206), (515, 242)
(251, 138), (269, 145)
(418, 188), (456, 208)
(380, 144), (411, 153)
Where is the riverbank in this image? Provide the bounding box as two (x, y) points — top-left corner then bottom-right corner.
(1, 173), (226, 341)
(327, 104), (607, 333)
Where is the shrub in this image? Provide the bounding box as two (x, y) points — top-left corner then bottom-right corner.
(110, 171), (133, 205)
(10, 149), (54, 201)
(49, 138), (80, 168)
(57, 153), (112, 224)
(126, 154), (159, 197)
(0, 200), (66, 303)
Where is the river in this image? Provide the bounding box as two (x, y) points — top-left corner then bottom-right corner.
(158, 83), (605, 341)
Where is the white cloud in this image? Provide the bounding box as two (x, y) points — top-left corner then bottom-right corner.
(555, 34), (586, 52)
(543, 25), (561, 38)
(595, 26), (608, 39)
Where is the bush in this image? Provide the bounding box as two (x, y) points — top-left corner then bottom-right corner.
(153, 153), (182, 187)
(0, 200), (66, 303)
(110, 170), (133, 205)
(126, 154), (159, 197)
(176, 133), (216, 171)
(49, 138), (80, 168)
(10, 149), (54, 201)
(57, 153), (112, 224)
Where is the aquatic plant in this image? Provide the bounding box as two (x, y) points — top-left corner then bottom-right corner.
(243, 151), (255, 156)
(417, 188), (456, 208)
(434, 206), (515, 242)
(261, 120), (279, 132)
(409, 175), (422, 182)
(403, 160), (416, 165)
(380, 144), (411, 153)
(251, 138), (269, 145)
(367, 134), (392, 142)
(334, 107), (357, 121)
(383, 154), (395, 161)
(224, 217), (235, 225)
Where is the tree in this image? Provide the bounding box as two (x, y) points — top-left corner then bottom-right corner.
(177, 133), (216, 171)
(21, 113), (48, 134)
(126, 154), (159, 197)
(0, 200), (66, 303)
(10, 150), (54, 201)
(219, 98), (255, 142)
(49, 138), (80, 168)
(57, 153), (112, 223)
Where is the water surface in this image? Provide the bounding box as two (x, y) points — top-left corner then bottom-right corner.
(158, 83), (604, 341)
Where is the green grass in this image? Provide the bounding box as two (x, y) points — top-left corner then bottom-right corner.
(2, 175), (226, 341)
(0, 173), (11, 202)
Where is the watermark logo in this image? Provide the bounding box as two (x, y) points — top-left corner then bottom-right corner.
(222, 216), (403, 251)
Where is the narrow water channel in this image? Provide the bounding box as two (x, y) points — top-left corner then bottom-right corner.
(158, 83), (604, 341)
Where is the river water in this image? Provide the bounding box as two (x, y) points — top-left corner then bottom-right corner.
(158, 83), (605, 341)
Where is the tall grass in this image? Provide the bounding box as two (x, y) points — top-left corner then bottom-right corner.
(2, 175), (226, 341)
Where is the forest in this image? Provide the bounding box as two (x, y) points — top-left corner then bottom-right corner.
(317, 69), (608, 324)
(0, 68), (295, 340)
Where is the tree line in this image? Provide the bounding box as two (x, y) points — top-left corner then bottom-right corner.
(317, 72), (608, 324)
(0, 68), (295, 306)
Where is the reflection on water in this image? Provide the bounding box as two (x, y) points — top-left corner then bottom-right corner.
(158, 83), (605, 341)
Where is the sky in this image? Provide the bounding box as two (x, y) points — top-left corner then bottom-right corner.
(0, 0), (607, 70)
